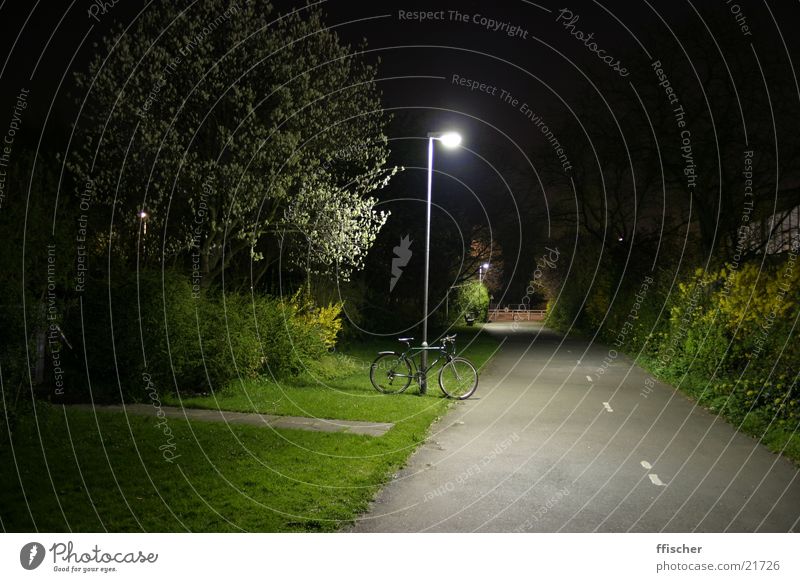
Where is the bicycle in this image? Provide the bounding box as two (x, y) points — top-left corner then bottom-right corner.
(369, 334), (479, 399)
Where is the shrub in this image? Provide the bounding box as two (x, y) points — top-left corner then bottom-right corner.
(61, 270), (344, 401)
(251, 294), (317, 377)
(249, 290), (345, 378)
(291, 290), (344, 350)
(549, 251), (799, 427)
(66, 269), (238, 399)
(610, 258), (797, 422)
(450, 281), (489, 324)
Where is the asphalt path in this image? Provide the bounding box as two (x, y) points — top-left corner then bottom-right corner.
(350, 322), (800, 532)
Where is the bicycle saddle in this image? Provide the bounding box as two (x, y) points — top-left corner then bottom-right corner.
(398, 337), (414, 342)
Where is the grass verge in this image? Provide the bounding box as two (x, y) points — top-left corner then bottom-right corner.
(0, 326), (498, 531)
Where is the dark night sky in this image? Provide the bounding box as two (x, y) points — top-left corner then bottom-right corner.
(6, 1), (795, 150)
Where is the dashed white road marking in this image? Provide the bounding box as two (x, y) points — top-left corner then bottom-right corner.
(586, 375), (593, 382)
(640, 460), (666, 486)
(602, 402), (613, 412)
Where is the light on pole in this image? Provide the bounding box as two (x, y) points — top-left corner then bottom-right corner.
(138, 210), (149, 235)
(138, 210), (150, 263)
(420, 131), (461, 394)
(479, 262), (489, 283)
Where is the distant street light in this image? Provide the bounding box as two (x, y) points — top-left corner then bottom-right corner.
(138, 210), (149, 235)
(479, 262), (490, 283)
(420, 131), (462, 394)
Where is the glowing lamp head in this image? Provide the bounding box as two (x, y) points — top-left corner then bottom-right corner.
(482, 263), (490, 270)
(438, 132), (462, 148)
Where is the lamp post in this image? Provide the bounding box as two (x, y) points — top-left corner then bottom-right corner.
(420, 131), (461, 394)
(138, 210), (149, 235)
(138, 209), (149, 262)
(479, 262), (489, 283)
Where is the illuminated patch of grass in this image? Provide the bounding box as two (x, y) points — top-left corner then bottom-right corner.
(0, 327), (498, 531)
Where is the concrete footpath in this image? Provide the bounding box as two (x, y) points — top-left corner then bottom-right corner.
(70, 403), (393, 437)
(350, 322), (800, 532)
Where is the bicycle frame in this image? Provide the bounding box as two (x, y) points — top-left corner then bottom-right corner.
(371, 334), (478, 399)
(381, 343), (455, 384)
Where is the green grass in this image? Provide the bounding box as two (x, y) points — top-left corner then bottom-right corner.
(165, 326), (499, 422)
(0, 326), (499, 532)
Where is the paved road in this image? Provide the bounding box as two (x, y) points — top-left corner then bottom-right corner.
(351, 322), (800, 532)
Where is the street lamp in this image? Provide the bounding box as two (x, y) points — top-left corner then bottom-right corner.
(137, 209), (151, 264)
(138, 210), (149, 235)
(420, 131), (462, 394)
(479, 262), (490, 283)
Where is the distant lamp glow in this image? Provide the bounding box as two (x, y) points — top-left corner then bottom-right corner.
(479, 262), (490, 283)
(139, 210), (149, 235)
(438, 132), (462, 149)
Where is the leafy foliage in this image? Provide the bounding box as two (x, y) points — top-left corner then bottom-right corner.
(61, 269), (344, 402)
(549, 254), (800, 427)
(70, 0), (394, 286)
(450, 281), (489, 324)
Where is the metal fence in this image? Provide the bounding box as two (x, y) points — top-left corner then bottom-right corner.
(488, 306), (546, 321)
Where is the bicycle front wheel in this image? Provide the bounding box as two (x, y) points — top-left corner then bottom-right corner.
(370, 353), (413, 394)
(439, 357), (478, 399)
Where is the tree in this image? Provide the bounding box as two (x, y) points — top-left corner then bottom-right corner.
(0, 150), (77, 395)
(70, 0), (393, 288)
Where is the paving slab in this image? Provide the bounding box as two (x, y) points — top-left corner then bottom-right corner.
(69, 403), (393, 436)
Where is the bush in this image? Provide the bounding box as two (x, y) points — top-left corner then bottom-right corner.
(61, 270), (344, 401)
(663, 261), (799, 388)
(581, 257), (798, 423)
(548, 249), (799, 430)
(449, 281), (489, 325)
(62, 270), (232, 399)
(544, 246), (601, 332)
(252, 293), (323, 377)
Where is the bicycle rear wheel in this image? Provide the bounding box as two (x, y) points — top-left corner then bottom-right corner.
(370, 353), (413, 394)
(439, 357), (478, 399)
